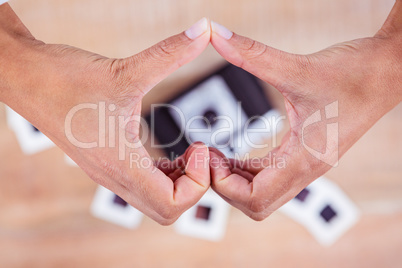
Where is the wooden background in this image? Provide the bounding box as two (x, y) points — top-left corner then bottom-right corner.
(0, 0), (401, 267)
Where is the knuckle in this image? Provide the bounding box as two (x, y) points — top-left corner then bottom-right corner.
(247, 199), (274, 221)
(153, 39), (180, 59)
(248, 196), (267, 214)
(304, 156), (320, 174)
(249, 212), (268, 222)
(304, 155), (332, 179)
(241, 39), (268, 60)
(157, 217), (177, 226)
(280, 172), (297, 193)
(155, 206), (180, 224)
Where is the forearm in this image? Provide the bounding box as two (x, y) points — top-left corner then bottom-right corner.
(0, 4), (45, 106)
(375, 0), (402, 102)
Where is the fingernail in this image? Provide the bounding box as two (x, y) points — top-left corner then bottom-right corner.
(211, 21), (233, 40)
(185, 18), (208, 40)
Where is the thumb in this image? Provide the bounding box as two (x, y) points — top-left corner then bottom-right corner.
(172, 143), (211, 210)
(210, 21), (305, 91)
(125, 18), (211, 95)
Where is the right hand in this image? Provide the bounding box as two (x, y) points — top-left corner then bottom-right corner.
(208, 1), (401, 221)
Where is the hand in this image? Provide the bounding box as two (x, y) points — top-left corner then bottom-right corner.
(208, 1), (402, 220)
(0, 5), (211, 225)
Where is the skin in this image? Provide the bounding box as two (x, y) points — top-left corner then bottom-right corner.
(209, 0), (401, 220)
(0, 4), (211, 225)
(0, 1), (401, 224)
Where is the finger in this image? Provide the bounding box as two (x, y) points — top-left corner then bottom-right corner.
(210, 21), (303, 90)
(231, 168), (254, 181)
(123, 145), (209, 225)
(216, 147), (328, 220)
(155, 142), (204, 175)
(155, 155), (186, 175)
(209, 151), (231, 181)
(212, 188), (248, 212)
(155, 158), (175, 175)
(169, 169), (185, 182)
(229, 158), (261, 176)
(208, 147), (227, 159)
(228, 148), (280, 175)
(210, 152), (253, 204)
(184, 141), (207, 160)
(172, 144), (210, 209)
(127, 18), (211, 94)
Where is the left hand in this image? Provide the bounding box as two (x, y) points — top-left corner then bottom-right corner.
(0, 6), (212, 225)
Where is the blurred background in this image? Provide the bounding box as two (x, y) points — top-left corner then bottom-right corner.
(0, 0), (401, 267)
